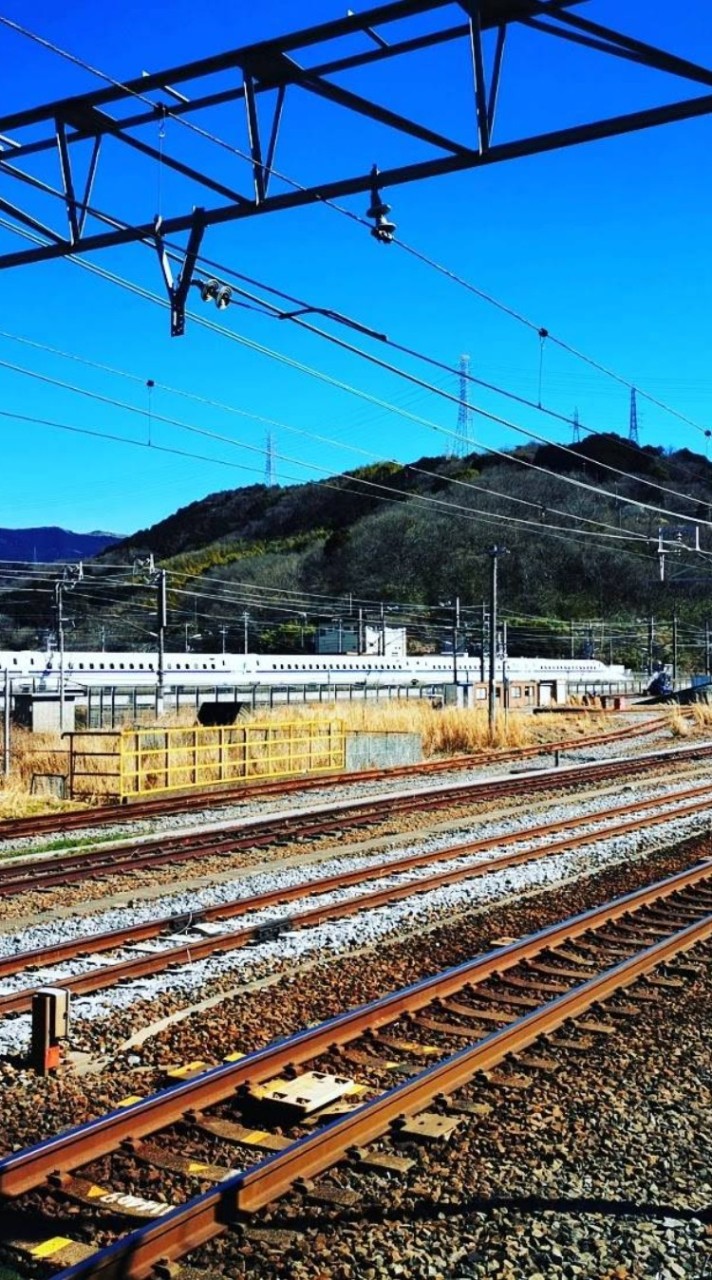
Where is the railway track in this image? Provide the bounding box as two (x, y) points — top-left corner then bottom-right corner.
(1, 740), (710, 901)
(1, 860), (710, 1278)
(3, 778), (712, 1019)
(0, 713), (671, 842)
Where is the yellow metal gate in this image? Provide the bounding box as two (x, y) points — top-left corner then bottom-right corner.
(66, 721), (346, 801)
(119, 720), (346, 799)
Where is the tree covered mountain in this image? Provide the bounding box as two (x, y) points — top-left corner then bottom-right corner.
(101, 433), (712, 669)
(3, 435), (710, 669)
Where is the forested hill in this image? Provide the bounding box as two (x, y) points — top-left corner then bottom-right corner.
(110, 434), (711, 629)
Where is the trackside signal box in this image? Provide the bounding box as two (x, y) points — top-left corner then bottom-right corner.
(31, 987), (70, 1075)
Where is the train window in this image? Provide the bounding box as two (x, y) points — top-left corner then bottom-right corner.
(129, 663), (134, 670)
(511, 687), (521, 698)
(476, 688), (486, 699)
(525, 686), (532, 696)
(89, 663), (95, 670)
(12, 658), (17, 665)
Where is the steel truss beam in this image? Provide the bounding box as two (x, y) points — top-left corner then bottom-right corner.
(0, 0), (710, 332)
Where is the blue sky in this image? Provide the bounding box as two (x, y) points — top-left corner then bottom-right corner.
(0, 0), (710, 535)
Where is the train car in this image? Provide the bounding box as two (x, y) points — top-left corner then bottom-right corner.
(0, 648), (627, 691)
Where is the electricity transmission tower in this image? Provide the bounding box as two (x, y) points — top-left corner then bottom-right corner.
(264, 431), (277, 486)
(450, 354), (474, 458)
(628, 388), (640, 445)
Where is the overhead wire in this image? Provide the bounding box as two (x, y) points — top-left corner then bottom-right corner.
(0, 345), (658, 558)
(0, 20), (707, 570)
(4, 249), (708, 548)
(0, 176), (706, 540)
(0, 23), (708, 536)
(0, 239), (697, 600)
(0, 328), (655, 546)
(0, 9), (710, 448)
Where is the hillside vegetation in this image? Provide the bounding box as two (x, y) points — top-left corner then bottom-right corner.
(112, 434), (712, 650)
(3, 434), (711, 669)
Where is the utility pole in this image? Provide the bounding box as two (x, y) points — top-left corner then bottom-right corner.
(358, 608), (364, 656)
(3, 669), (10, 778)
(706, 619), (711, 679)
(452, 596), (460, 688)
(480, 600), (486, 683)
(156, 568), (167, 716)
(219, 624), (228, 654)
(487, 547), (508, 733)
(55, 580), (65, 733)
(380, 603), (386, 657)
(672, 609), (678, 682)
(647, 615), (655, 676)
(243, 611), (250, 655)
(501, 619), (508, 720)
(54, 563), (83, 733)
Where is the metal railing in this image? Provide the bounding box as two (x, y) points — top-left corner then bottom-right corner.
(66, 721), (346, 800)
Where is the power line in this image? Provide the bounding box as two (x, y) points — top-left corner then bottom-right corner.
(0, 327), (655, 545)
(1, 10), (710, 452)
(0, 235), (701, 570)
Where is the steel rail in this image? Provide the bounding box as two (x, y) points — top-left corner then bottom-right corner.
(0, 714), (670, 841)
(1, 740), (709, 899)
(3, 782), (712, 1017)
(49, 904), (712, 1278)
(2, 857), (711, 1199)
(2, 770), (710, 981)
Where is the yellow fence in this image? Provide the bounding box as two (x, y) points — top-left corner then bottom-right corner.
(66, 721), (346, 800)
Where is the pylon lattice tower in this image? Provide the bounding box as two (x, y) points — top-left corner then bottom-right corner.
(628, 387), (639, 445)
(264, 431), (277, 486)
(572, 407), (581, 444)
(450, 353), (474, 457)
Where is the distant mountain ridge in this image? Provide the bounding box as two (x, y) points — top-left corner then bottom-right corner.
(0, 526), (122, 562)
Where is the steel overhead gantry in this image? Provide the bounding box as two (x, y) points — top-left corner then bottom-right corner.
(1, 0), (712, 334)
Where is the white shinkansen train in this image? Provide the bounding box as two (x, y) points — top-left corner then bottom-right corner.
(0, 649), (627, 690)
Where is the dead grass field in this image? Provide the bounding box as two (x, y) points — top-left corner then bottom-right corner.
(239, 700), (612, 756)
(0, 702), (677, 820)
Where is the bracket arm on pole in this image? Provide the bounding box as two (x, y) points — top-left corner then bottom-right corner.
(154, 207), (206, 337)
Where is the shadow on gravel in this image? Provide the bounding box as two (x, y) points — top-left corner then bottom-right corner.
(267, 1191), (711, 1230)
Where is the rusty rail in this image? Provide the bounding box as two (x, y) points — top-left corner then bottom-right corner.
(48, 891), (712, 1278)
(0, 712), (676, 840)
(1, 740), (710, 899)
(2, 858), (711, 1201)
(3, 781), (712, 1018)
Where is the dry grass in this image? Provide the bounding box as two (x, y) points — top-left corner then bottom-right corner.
(690, 701), (712, 729)
(0, 728), (79, 818)
(668, 709), (692, 738)
(0, 696), (682, 819)
(241, 701), (607, 756)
